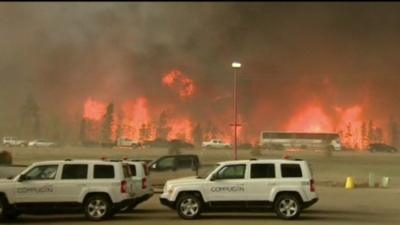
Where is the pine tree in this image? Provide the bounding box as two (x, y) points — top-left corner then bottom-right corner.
(388, 117), (399, 147)
(361, 121), (367, 149)
(368, 120), (375, 143)
(156, 111), (170, 140)
(19, 95), (40, 139)
(101, 103), (114, 143)
(139, 124), (151, 142)
(192, 123), (203, 148)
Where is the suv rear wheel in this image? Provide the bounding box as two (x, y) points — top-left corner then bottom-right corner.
(84, 195), (112, 221)
(176, 194), (202, 219)
(274, 194), (301, 220)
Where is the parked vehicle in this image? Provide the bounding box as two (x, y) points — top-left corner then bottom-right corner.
(2, 137), (27, 147)
(202, 139), (231, 149)
(0, 159), (144, 221)
(116, 160), (154, 212)
(160, 159), (318, 220)
(28, 140), (57, 147)
(147, 155), (201, 187)
(117, 138), (141, 148)
(368, 143), (398, 153)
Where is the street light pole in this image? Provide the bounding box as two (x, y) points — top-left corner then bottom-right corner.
(231, 62), (241, 160)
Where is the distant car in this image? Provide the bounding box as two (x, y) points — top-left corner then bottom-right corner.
(202, 139), (231, 149)
(28, 139), (57, 147)
(2, 137), (27, 147)
(117, 138), (141, 148)
(368, 143), (398, 153)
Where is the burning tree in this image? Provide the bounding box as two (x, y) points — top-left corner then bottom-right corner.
(19, 95), (41, 139)
(192, 123), (203, 148)
(101, 103), (114, 143)
(156, 110), (171, 140)
(388, 117), (399, 147)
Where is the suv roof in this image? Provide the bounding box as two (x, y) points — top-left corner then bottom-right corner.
(218, 159), (304, 165)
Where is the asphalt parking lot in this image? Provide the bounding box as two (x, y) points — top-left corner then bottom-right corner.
(9, 186), (400, 225)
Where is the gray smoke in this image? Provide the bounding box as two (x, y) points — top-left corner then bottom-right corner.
(1, 3), (400, 140)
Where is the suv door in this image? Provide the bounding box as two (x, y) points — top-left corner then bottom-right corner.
(148, 156), (179, 186)
(15, 164), (60, 203)
(55, 163), (89, 202)
(246, 163), (276, 201)
(205, 164), (248, 202)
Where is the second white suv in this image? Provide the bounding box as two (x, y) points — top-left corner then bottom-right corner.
(160, 159), (318, 220)
(0, 160), (144, 221)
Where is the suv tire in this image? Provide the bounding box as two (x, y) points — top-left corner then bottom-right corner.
(274, 194), (301, 220)
(84, 195), (112, 221)
(176, 194), (202, 220)
(0, 196), (19, 221)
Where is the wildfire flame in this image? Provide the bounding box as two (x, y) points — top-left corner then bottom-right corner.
(162, 69), (195, 98)
(83, 98), (106, 121)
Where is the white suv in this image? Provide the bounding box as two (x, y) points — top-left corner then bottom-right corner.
(118, 160), (153, 212)
(160, 159), (318, 220)
(0, 160), (145, 221)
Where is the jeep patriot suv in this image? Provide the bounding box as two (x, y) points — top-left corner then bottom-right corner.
(160, 159), (318, 220)
(0, 160), (146, 221)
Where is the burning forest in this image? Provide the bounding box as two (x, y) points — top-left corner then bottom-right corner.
(1, 4), (400, 150)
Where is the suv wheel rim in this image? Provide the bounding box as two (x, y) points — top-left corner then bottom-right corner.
(180, 198), (199, 217)
(279, 199), (298, 217)
(88, 199), (107, 218)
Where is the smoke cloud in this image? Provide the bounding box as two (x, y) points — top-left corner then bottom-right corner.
(1, 3), (400, 141)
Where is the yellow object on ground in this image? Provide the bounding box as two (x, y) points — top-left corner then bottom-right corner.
(345, 177), (355, 189)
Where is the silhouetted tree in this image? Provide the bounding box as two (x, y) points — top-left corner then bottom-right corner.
(19, 95), (40, 139)
(139, 124), (151, 142)
(388, 117), (399, 147)
(101, 103), (114, 143)
(192, 123), (203, 148)
(156, 111), (171, 140)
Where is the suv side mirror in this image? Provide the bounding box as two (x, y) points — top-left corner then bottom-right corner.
(210, 173), (219, 181)
(18, 174), (28, 182)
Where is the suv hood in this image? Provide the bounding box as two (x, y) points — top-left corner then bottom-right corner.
(166, 176), (203, 186)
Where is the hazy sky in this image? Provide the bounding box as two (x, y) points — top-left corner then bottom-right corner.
(1, 2), (400, 137)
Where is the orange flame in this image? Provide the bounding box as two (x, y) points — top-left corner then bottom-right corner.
(286, 104), (333, 133)
(83, 98), (107, 121)
(162, 69), (195, 98)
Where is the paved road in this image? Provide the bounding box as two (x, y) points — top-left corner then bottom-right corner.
(8, 187), (400, 225)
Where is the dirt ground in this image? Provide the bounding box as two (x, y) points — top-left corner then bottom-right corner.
(1, 147), (399, 224)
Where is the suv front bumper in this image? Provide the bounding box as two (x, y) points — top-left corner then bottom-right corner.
(160, 197), (175, 209)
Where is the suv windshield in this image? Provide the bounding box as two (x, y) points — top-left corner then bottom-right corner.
(197, 164), (219, 179)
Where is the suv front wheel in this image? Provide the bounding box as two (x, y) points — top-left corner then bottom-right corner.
(84, 195), (112, 221)
(176, 194), (202, 219)
(274, 194), (301, 220)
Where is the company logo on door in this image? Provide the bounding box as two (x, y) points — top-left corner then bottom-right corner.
(210, 184), (244, 192)
(17, 185), (54, 194)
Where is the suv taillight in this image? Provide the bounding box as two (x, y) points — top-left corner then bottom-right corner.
(310, 179), (315, 192)
(142, 177), (147, 189)
(121, 180), (128, 193)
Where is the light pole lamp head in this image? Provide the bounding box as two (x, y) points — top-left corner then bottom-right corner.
(232, 62), (241, 69)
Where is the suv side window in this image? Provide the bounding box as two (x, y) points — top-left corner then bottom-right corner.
(94, 165), (115, 179)
(281, 164), (302, 178)
(157, 157), (175, 170)
(128, 165), (137, 176)
(176, 157), (193, 169)
(25, 165), (58, 180)
(251, 163), (275, 178)
(62, 164), (88, 179)
(217, 164), (246, 179)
